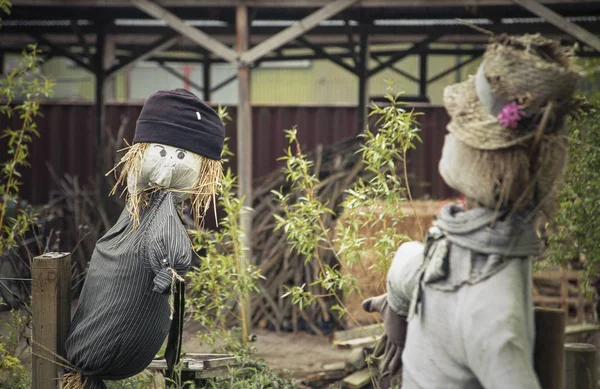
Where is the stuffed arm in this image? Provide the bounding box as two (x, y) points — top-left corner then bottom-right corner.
(148, 213), (192, 294)
(362, 241), (425, 376)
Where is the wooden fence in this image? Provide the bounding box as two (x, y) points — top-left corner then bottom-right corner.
(533, 270), (596, 324)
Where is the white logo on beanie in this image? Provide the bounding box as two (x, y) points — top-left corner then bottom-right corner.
(196, 112), (202, 120)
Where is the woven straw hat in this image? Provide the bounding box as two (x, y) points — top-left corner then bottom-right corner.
(444, 34), (582, 150)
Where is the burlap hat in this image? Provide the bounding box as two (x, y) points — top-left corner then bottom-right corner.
(444, 34), (582, 150)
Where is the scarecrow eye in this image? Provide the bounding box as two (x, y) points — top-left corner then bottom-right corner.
(154, 145), (167, 157)
(176, 150), (186, 160)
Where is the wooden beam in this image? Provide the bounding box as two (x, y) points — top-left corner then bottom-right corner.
(132, 0), (238, 63)
(12, 0), (600, 7)
(106, 35), (180, 77)
(418, 52), (427, 98)
(427, 54), (481, 84)
(32, 34), (95, 72)
(357, 28), (369, 133)
(203, 56), (212, 101)
(157, 62), (204, 95)
(371, 54), (419, 83)
(31, 252), (71, 389)
(296, 36), (357, 74)
(368, 33), (441, 77)
(240, 0), (360, 64)
(513, 0), (600, 52)
(236, 4), (253, 345)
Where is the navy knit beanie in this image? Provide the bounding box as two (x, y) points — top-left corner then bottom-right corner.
(133, 88), (225, 160)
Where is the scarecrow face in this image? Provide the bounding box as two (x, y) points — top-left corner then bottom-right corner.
(127, 143), (202, 199)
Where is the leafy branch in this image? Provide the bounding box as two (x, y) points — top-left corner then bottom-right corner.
(273, 84), (422, 324)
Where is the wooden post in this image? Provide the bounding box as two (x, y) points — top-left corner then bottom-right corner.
(203, 55), (212, 102)
(32, 252), (72, 389)
(419, 52), (428, 99)
(357, 28), (369, 134)
(565, 343), (597, 389)
(236, 4), (252, 343)
(534, 307), (566, 389)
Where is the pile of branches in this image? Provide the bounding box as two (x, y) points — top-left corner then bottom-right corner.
(250, 137), (367, 335)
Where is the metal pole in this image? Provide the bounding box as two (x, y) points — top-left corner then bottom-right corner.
(203, 55), (212, 102)
(236, 4), (252, 343)
(357, 28), (369, 133)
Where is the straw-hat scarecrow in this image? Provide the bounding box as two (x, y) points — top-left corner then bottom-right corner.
(362, 34), (583, 388)
(62, 89), (224, 389)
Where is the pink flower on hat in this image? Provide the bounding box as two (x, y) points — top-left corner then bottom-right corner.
(497, 102), (526, 129)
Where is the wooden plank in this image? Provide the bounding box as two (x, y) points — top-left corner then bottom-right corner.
(31, 252), (71, 389)
(534, 296), (592, 305)
(336, 335), (382, 349)
(534, 270), (582, 280)
(240, 0), (360, 64)
(332, 323), (383, 343)
(513, 0), (600, 52)
(236, 4), (253, 342)
(343, 368), (372, 389)
(534, 307), (566, 389)
(565, 324), (600, 336)
(132, 0), (238, 63)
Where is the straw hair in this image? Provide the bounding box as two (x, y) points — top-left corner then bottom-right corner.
(108, 142), (223, 228)
(443, 33), (581, 150)
(62, 372), (86, 389)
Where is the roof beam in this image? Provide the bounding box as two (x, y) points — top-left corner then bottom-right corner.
(513, 0), (600, 52)
(370, 54), (419, 83)
(32, 34), (95, 72)
(131, 0), (238, 63)
(157, 62), (204, 94)
(10, 0), (600, 7)
(296, 36), (357, 74)
(105, 35), (180, 77)
(240, 0), (360, 64)
(368, 33), (441, 77)
(427, 54), (482, 84)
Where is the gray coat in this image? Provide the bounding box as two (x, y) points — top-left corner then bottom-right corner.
(387, 205), (542, 389)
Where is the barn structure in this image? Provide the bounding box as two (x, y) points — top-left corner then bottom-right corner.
(2, 0), (600, 332)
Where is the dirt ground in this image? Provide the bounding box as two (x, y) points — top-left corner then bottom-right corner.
(182, 319), (354, 378)
(0, 308), (354, 380)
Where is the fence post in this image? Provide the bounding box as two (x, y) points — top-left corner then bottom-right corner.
(565, 343), (598, 389)
(32, 252), (72, 389)
(534, 307), (566, 389)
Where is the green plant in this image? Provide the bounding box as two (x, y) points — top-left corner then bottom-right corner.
(548, 59), (600, 285)
(273, 85), (421, 324)
(0, 341), (29, 389)
(0, 12), (55, 253)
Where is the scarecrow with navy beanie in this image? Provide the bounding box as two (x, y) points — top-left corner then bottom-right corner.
(362, 34), (584, 388)
(63, 89), (224, 389)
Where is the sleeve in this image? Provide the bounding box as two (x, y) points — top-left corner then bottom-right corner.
(148, 210), (193, 294)
(386, 241), (425, 316)
(462, 259), (541, 389)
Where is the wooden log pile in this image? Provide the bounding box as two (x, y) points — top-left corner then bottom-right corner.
(250, 137), (365, 334)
